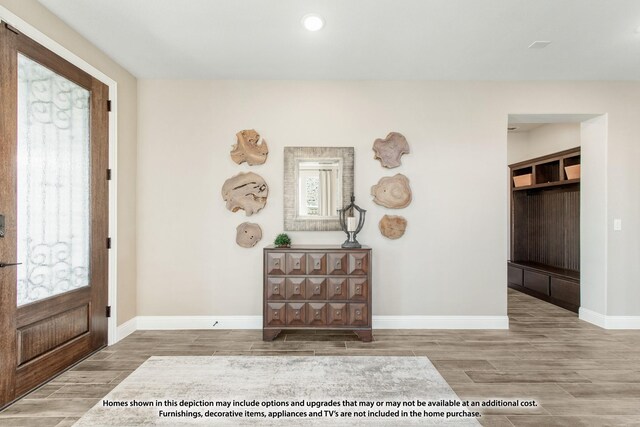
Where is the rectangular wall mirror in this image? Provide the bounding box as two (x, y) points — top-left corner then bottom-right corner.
(284, 147), (354, 231)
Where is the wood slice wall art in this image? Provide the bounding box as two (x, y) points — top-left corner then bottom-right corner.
(236, 222), (263, 248)
(372, 132), (410, 168)
(371, 174), (412, 209)
(230, 129), (269, 166)
(222, 172), (269, 216)
(379, 215), (407, 239)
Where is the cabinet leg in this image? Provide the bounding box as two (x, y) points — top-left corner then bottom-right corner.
(354, 330), (373, 342)
(263, 329), (282, 341)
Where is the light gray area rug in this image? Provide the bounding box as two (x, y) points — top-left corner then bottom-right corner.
(74, 356), (480, 426)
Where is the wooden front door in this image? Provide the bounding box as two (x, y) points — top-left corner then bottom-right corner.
(0, 23), (109, 408)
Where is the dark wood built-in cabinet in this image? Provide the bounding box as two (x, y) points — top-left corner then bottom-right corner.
(263, 245), (372, 342)
(509, 148), (580, 312)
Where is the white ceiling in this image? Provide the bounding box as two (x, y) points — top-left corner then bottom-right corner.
(37, 0), (640, 80)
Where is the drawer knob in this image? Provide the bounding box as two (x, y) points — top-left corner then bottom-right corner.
(357, 261), (361, 267)
(274, 260), (279, 265)
(315, 311), (321, 319)
(356, 286), (361, 292)
(274, 286), (279, 292)
(295, 311), (300, 318)
(315, 261), (320, 269)
(335, 311), (341, 316)
(295, 261), (299, 267)
(336, 261), (341, 268)
(315, 286), (320, 292)
(356, 310), (361, 315)
(274, 312), (279, 318)
(335, 286), (340, 292)
(294, 286), (299, 292)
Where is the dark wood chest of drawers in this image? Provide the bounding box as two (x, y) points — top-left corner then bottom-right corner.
(263, 245), (372, 342)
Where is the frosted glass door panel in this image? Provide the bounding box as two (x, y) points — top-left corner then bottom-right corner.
(16, 53), (91, 306)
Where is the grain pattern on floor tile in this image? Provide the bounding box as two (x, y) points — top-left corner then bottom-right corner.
(478, 415), (514, 427)
(0, 399), (100, 417)
(213, 351), (316, 356)
(314, 349), (416, 356)
(70, 361), (145, 372)
(50, 371), (123, 385)
(0, 418), (65, 426)
(53, 417), (79, 427)
(22, 385), (62, 399)
(450, 383), (575, 404)
(414, 350), (522, 360)
(507, 415), (640, 426)
(466, 371), (590, 384)
(49, 384), (117, 398)
(574, 369), (640, 382)
(250, 341), (347, 350)
(542, 399), (640, 416)
(560, 383), (640, 399)
(487, 359), (639, 371)
(432, 360), (496, 370)
(436, 370), (474, 384)
(109, 371), (134, 385)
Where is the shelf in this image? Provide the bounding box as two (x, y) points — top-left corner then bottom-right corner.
(510, 147), (581, 191)
(512, 178), (580, 191)
(509, 147), (581, 312)
(508, 260), (579, 281)
(535, 160), (560, 184)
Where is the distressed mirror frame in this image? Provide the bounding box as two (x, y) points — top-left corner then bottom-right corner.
(284, 147), (354, 231)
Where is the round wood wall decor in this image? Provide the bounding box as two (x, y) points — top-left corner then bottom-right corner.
(230, 129), (269, 166)
(236, 222), (262, 247)
(372, 132), (410, 168)
(222, 172), (268, 216)
(371, 174), (412, 209)
(379, 215), (407, 239)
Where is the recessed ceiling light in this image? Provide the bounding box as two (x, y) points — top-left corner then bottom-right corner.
(528, 41), (552, 49)
(302, 14), (324, 32)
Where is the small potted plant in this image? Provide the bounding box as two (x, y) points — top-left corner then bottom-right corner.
(274, 233), (291, 248)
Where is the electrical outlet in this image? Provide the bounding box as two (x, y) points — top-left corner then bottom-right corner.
(614, 219), (622, 231)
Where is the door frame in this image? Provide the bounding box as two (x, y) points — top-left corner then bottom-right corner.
(505, 113), (608, 325)
(0, 6), (119, 345)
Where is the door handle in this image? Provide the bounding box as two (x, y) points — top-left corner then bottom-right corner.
(0, 262), (21, 268)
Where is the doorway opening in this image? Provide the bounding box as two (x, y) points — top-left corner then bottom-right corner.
(506, 113), (605, 315)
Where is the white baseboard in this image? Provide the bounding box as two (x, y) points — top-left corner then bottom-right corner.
(116, 317), (138, 342)
(373, 315), (509, 329)
(136, 316), (262, 330)
(579, 307), (607, 328)
(128, 315), (509, 333)
(580, 308), (640, 329)
(114, 310), (640, 344)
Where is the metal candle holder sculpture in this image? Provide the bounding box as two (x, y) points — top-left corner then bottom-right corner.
(338, 195), (366, 248)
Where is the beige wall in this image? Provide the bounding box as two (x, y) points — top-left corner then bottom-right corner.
(507, 123), (581, 164)
(0, 0), (138, 325)
(138, 80), (640, 318)
(3, 3), (638, 325)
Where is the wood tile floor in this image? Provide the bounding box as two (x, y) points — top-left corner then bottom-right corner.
(2, 289), (640, 426)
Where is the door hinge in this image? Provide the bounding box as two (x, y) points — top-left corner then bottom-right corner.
(107, 100), (112, 112)
(3, 22), (20, 35)
(107, 168), (112, 181)
(106, 306), (112, 318)
(106, 237), (111, 249)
